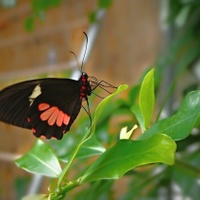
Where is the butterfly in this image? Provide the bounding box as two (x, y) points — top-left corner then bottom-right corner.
(0, 32), (116, 140)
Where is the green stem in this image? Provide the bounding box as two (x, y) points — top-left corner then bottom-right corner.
(57, 126), (93, 187)
(51, 180), (79, 200)
(156, 80), (176, 122)
(174, 158), (200, 178)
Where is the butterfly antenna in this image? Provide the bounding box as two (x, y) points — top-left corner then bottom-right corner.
(81, 31), (88, 72)
(70, 51), (81, 73)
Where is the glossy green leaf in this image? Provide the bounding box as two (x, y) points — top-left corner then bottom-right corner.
(176, 45), (199, 75)
(49, 133), (105, 162)
(60, 136), (106, 161)
(92, 84), (128, 131)
(139, 90), (200, 141)
(132, 104), (145, 131)
(77, 136), (106, 158)
(128, 85), (140, 105)
(80, 134), (176, 183)
(15, 139), (62, 178)
(139, 68), (155, 130)
(58, 84), (128, 186)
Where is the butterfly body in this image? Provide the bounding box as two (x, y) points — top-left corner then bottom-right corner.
(0, 73), (92, 139)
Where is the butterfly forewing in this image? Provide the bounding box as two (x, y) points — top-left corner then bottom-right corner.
(0, 78), (83, 139)
(0, 81), (38, 127)
(0, 32), (111, 140)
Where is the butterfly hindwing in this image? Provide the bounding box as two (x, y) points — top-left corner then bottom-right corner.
(0, 78), (82, 139)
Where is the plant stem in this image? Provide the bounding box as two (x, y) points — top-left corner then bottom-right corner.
(156, 80), (175, 122)
(51, 180), (79, 200)
(57, 126), (93, 187)
(174, 158), (200, 178)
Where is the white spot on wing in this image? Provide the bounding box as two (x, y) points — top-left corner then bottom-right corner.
(29, 84), (42, 106)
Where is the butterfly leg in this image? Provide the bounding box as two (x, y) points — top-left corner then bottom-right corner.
(90, 80), (117, 94)
(81, 98), (92, 127)
(98, 80), (118, 88)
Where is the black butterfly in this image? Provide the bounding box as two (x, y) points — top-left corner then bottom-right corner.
(0, 32), (116, 140)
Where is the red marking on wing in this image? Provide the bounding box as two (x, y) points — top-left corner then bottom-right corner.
(27, 117), (30, 122)
(32, 128), (36, 133)
(63, 114), (70, 125)
(57, 111), (64, 126)
(48, 107), (59, 126)
(40, 107), (57, 121)
(39, 105), (70, 126)
(38, 103), (50, 111)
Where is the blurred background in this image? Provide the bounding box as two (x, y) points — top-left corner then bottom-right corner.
(0, 0), (200, 199)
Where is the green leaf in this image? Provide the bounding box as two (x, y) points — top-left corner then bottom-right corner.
(175, 45), (199, 75)
(60, 136), (106, 161)
(168, 0), (183, 21)
(132, 104), (145, 131)
(98, 0), (112, 8)
(80, 134), (176, 183)
(88, 11), (97, 23)
(77, 136), (106, 158)
(24, 16), (35, 32)
(140, 90), (200, 141)
(92, 84), (128, 132)
(31, 0), (61, 12)
(128, 85), (140, 105)
(139, 68), (155, 130)
(15, 139), (62, 178)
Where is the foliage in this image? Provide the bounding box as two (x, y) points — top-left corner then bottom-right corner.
(14, 65), (200, 199)
(24, 0), (62, 32)
(1, 0), (200, 199)
(88, 0), (112, 23)
(0, 0), (112, 30)
(25, 0), (112, 31)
